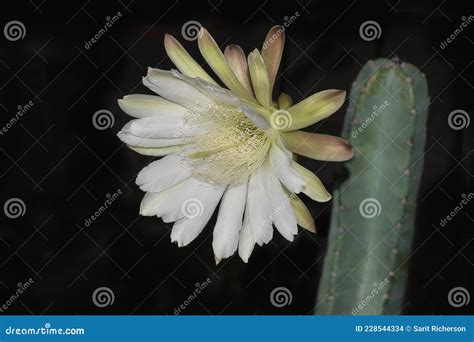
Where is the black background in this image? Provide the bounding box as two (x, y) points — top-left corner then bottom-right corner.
(0, 0), (473, 314)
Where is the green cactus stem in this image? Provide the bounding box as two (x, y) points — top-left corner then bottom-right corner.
(316, 58), (429, 315)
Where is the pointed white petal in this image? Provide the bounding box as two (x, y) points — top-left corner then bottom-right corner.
(171, 186), (224, 247)
(128, 145), (183, 156)
(263, 165), (297, 241)
(212, 181), (248, 260)
(247, 166), (273, 246)
(269, 138), (305, 194)
(117, 132), (184, 148)
(135, 153), (192, 193)
(238, 212), (255, 263)
(139, 191), (165, 217)
(120, 117), (184, 139)
(139, 178), (197, 217)
(118, 94), (187, 118)
(143, 68), (214, 108)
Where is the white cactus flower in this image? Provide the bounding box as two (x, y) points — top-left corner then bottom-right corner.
(117, 26), (353, 263)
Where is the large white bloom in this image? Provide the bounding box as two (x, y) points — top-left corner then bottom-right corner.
(117, 26), (353, 263)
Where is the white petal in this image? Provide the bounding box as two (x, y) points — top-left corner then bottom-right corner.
(269, 138), (305, 194)
(117, 131), (184, 148)
(263, 164), (298, 241)
(143, 68), (214, 108)
(136, 153), (192, 193)
(120, 117), (183, 139)
(118, 94), (187, 118)
(238, 212), (255, 263)
(139, 191), (164, 217)
(140, 178), (206, 221)
(212, 181), (248, 261)
(246, 166), (273, 246)
(172, 70), (238, 105)
(171, 186), (224, 247)
(139, 178), (197, 217)
(128, 145), (183, 156)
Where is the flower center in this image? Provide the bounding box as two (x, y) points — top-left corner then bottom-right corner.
(182, 104), (271, 187)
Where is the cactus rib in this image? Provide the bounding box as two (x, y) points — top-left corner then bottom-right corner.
(316, 58), (429, 315)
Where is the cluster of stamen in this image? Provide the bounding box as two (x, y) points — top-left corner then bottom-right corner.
(181, 104), (270, 187)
